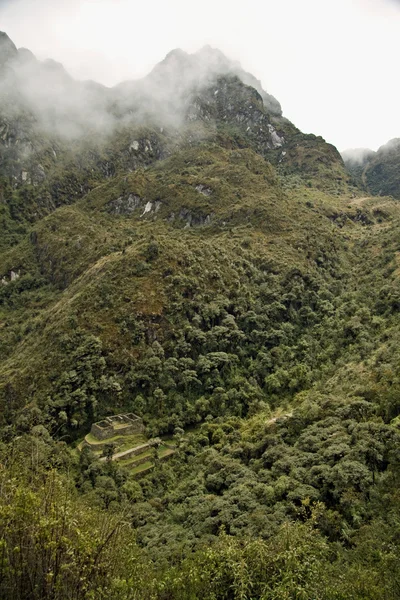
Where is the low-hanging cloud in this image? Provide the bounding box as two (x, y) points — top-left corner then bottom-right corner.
(0, 28), (282, 143)
(341, 147), (376, 166)
(0, 0), (399, 150)
(0, 33), (115, 139)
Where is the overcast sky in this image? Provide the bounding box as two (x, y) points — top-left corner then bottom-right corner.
(0, 0), (399, 151)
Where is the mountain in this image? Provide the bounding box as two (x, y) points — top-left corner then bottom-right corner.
(0, 32), (350, 203)
(342, 138), (400, 198)
(1, 31), (400, 600)
(364, 138), (400, 198)
(0, 31), (355, 414)
(341, 146), (376, 186)
(0, 31), (18, 67)
(120, 44), (283, 116)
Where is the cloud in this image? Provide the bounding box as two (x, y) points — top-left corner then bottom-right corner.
(0, 30), (284, 143)
(341, 147), (376, 166)
(0, 0), (399, 150)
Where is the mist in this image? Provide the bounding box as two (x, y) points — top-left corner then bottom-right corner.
(0, 0), (399, 151)
(0, 28), (285, 146)
(341, 148), (376, 166)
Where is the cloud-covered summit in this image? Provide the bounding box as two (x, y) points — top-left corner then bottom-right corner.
(0, 31), (282, 139)
(142, 45), (282, 116)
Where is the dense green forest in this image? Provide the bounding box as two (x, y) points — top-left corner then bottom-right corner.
(1, 30), (400, 599)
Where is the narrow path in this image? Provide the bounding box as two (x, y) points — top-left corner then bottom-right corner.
(349, 196), (371, 207)
(266, 412), (292, 425)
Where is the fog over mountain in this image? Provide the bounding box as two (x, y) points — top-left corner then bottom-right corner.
(341, 148), (376, 167)
(0, 30), (283, 139)
(342, 138), (400, 198)
(0, 0), (399, 150)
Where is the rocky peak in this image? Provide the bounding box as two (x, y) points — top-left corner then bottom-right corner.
(145, 45), (282, 116)
(161, 48), (190, 64)
(42, 58), (69, 73)
(17, 47), (37, 65)
(195, 45), (240, 72)
(147, 47), (196, 93)
(0, 31), (18, 67)
(0, 30), (282, 136)
(0, 29), (349, 194)
(378, 138), (400, 154)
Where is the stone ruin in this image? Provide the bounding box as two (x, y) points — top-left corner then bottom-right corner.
(90, 413), (144, 441)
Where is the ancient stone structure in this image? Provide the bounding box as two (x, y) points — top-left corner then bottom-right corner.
(90, 413), (144, 441)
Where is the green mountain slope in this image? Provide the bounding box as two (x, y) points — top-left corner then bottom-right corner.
(1, 31), (400, 600)
(1, 124), (369, 430)
(342, 139), (400, 198)
(364, 138), (400, 198)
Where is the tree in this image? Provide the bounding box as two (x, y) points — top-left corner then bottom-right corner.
(102, 442), (117, 461)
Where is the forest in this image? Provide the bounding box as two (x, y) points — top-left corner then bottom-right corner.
(1, 30), (400, 598)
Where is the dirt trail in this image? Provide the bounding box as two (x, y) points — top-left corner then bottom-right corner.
(266, 412), (292, 425)
(349, 196), (371, 207)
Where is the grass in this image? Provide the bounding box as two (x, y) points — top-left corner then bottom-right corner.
(117, 435), (148, 452)
(130, 461), (154, 475)
(119, 445), (175, 468)
(119, 450), (153, 467)
(84, 432), (147, 450)
(159, 447), (175, 458)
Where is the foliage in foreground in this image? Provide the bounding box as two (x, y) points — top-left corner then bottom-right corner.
(1, 436), (400, 600)
(0, 445), (155, 599)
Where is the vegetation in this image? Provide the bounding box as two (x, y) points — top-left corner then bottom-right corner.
(1, 36), (400, 598)
(343, 138), (400, 198)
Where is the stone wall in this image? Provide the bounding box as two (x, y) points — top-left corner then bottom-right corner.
(123, 413), (145, 433)
(117, 442), (151, 460)
(90, 413), (144, 441)
(90, 422), (115, 440)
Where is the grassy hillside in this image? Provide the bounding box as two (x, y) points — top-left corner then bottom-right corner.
(2, 35), (400, 599)
(0, 141), (359, 433)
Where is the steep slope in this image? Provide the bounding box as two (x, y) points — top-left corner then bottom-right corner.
(364, 138), (400, 198)
(342, 139), (400, 198)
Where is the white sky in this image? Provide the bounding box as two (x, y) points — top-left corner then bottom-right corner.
(0, 0), (399, 151)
